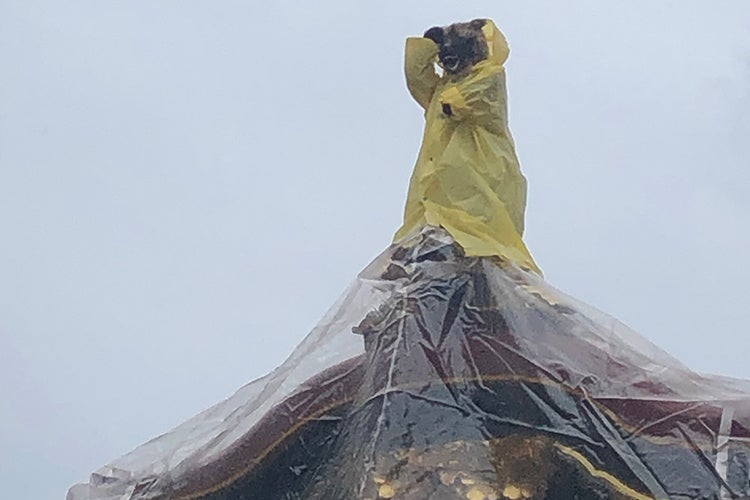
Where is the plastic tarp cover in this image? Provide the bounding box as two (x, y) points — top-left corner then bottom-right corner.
(68, 228), (750, 499)
(68, 18), (750, 500)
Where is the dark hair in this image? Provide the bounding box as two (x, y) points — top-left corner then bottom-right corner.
(424, 19), (489, 75)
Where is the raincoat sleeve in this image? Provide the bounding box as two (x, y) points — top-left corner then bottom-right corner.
(438, 64), (508, 129)
(404, 37), (440, 110)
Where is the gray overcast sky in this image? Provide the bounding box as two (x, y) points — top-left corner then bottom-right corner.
(1, 1), (749, 498)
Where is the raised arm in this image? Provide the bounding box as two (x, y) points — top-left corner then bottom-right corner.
(404, 37), (440, 110)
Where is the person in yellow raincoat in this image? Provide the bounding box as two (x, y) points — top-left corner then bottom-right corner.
(395, 19), (541, 275)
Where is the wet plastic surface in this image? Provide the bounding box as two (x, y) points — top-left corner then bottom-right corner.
(68, 228), (750, 500)
(68, 18), (750, 500)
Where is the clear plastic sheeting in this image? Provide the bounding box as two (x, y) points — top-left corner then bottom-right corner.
(69, 227), (750, 500)
(69, 17), (750, 500)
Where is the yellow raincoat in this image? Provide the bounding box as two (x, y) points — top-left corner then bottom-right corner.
(394, 20), (541, 275)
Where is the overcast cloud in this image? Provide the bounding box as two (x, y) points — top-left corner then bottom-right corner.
(1, 1), (749, 498)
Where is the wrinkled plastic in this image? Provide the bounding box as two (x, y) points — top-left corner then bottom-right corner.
(395, 20), (540, 275)
(68, 19), (750, 500)
(68, 227), (750, 499)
